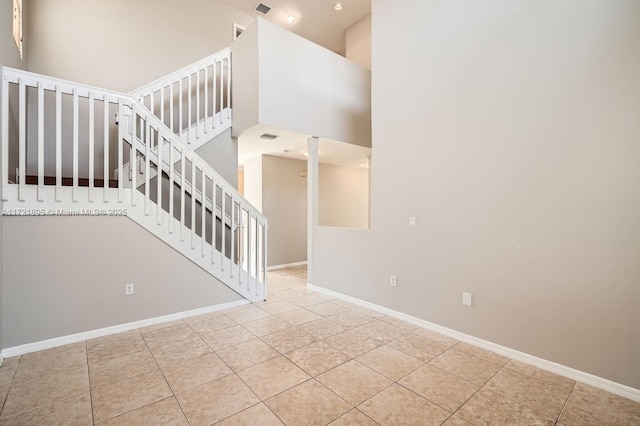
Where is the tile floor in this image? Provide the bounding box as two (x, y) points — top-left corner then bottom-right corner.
(0, 266), (638, 425)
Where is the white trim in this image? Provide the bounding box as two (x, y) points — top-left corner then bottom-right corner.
(0, 299), (249, 358)
(307, 283), (640, 402)
(267, 261), (307, 271)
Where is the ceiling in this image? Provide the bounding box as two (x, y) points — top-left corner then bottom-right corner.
(238, 124), (371, 170)
(219, 0), (371, 55)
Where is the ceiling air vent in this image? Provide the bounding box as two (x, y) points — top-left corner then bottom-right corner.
(254, 3), (271, 15)
(260, 133), (279, 140)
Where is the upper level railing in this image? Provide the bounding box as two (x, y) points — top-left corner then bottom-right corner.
(130, 49), (232, 147)
(1, 66), (266, 302)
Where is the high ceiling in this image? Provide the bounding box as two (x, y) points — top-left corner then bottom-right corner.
(219, 0), (371, 55)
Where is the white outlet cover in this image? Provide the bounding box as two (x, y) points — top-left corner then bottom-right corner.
(126, 283), (134, 295)
(409, 216), (416, 227)
(462, 292), (472, 306)
(390, 275), (398, 287)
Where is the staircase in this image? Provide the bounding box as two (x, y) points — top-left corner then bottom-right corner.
(0, 51), (268, 303)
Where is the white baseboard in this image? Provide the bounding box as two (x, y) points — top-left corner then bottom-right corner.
(267, 261), (307, 271)
(307, 283), (640, 402)
(0, 299), (249, 359)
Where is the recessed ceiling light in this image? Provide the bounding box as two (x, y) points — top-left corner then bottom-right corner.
(286, 14), (297, 23)
(334, 2), (343, 11)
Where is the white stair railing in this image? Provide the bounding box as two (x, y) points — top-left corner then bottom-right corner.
(1, 66), (267, 303)
(130, 48), (232, 149)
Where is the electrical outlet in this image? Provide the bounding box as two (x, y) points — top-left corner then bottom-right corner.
(409, 216), (417, 227)
(390, 275), (398, 287)
(125, 283), (134, 296)
(462, 292), (472, 307)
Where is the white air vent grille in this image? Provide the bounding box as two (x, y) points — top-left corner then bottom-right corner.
(254, 3), (271, 15)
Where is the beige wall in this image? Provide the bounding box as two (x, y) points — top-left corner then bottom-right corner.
(319, 163), (369, 229)
(26, 0), (253, 92)
(195, 129), (238, 189)
(346, 14), (371, 70)
(262, 156), (308, 267)
(2, 216), (241, 347)
(313, 0), (640, 389)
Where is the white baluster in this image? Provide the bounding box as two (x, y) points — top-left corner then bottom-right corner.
(72, 89), (79, 202)
(180, 146), (186, 241)
(37, 82), (44, 201)
(157, 130), (163, 225)
(144, 120), (150, 215)
(18, 78), (25, 201)
(201, 166), (206, 256)
(103, 94), (109, 202)
(1, 75), (8, 200)
(88, 92), (95, 202)
(191, 157), (196, 249)
(130, 104), (136, 206)
(56, 87), (62, 202)
(169, 137), (174, 233)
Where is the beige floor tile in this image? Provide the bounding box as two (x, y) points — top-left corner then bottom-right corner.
(237, 356), (310, 399)
(352, 320), (408, 343)
(176, 374), (260, 426)
(216, 338), (280, 371)
(329, 409), (379, 425)
(276, 308), (322, 325)
(242, 316), (291, 337)
(483, 366), (572, 419)
(258, 300), (298, 315)
(356, 345), (423, 381)
(441, 415), (474, 425)
(285, 341), (351, 376)
(456, 389), (555, 425)
(261, 327), (317, 353)
(162, 352), (232, 394)
(430, 348), (502, 386)
(184, 312), (236, 334)
(0, 357), (19, 404)
(199, 325), (256, 350)
(0, 393), (92, 426)
(139, 320), (186, 334)
(140, 322), (193, 347)
(330, 299), (360, 310)
(378, 315), (420, 332)
(453, 342), (510, 367)
(148, 333), (213, 367)
(274, 288), (313, 300)
(224, 306), (272, 324)
(504, 359), (575, 392)
(411, 328), (458, 346)
(399, 364), (478, 412)
(265, 379), (351, 426)
(99, 397), (189, 426)
(358, 384), (450, 426)
(386, 333), (446, 362)
(300, 317), (351, 339)
(18, 342), (87, 374)
(288, 294), (329, 307)
(215, 403), (284, 425)
(87, 331), (148, 364)
(305, 301), (348, 317)
(1, 364), (89, 418)
(317, 360), (392, 406)
(91, 370), (172, 423)
(330, 310), (377, 328)
(323, 330), (381, 358)
(559, 382), (640, 426)
(89, 348), (158, 387)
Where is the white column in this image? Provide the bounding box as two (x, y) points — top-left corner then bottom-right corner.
(307, 136), (319, 281)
